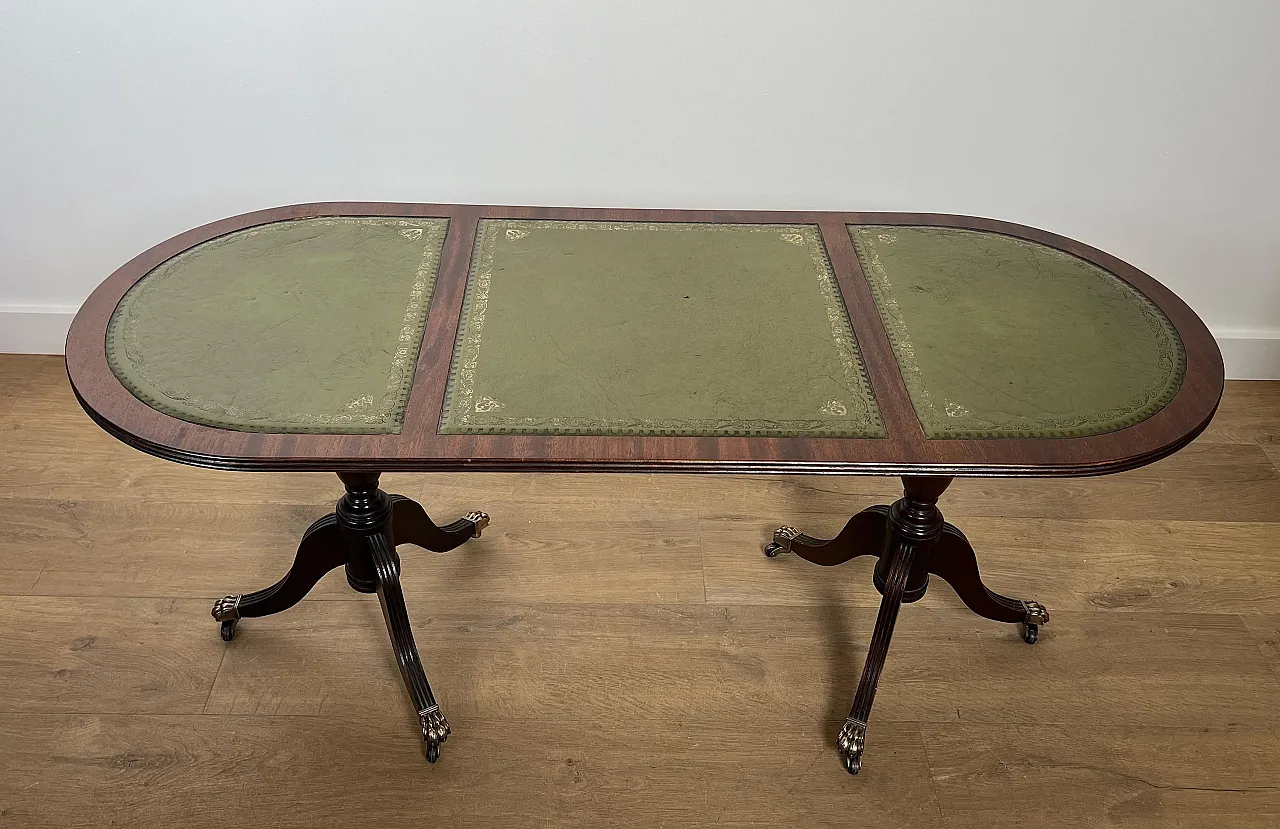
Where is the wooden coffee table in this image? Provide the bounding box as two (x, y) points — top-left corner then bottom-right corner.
(66, 203), (1222, 773)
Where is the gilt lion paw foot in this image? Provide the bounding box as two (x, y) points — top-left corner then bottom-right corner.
(211, 595), (242, 641)
(837, 717), (867, 775)
(764, 526), (801, 557)
(211, 594), (242, 622)
(465, 512), (490, 538)
(1021, 600), (1049, 644)
(420, 705), (451, 763)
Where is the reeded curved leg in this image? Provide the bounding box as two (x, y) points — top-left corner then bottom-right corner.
(212, 514), (346, 641)
(929, 523), (1049, 644)
(764, 505), (889, 566)
(839, 538), (916, 774)
(368, 530), (451, 762)
(389, 495), (489, 553)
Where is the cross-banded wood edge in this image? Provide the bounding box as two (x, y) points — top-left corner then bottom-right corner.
(65, 202), (1224, 477)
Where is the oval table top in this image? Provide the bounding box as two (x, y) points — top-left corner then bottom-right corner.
(66, 203), (1223, 476)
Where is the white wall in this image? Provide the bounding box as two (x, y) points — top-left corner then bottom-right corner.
(2, 1), (1278, 375)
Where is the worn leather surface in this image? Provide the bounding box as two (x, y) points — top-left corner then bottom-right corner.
(851, 225), (1185, 438)
(107, 217), (449, 433)
(107, 215), (1183, 442)
(440, 220), (885, 437)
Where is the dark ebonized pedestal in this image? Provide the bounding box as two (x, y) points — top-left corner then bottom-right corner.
(210, 472), (488, 762)
(764, 476), (1049, 774)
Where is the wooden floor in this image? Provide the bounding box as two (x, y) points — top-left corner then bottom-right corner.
(1, 354), (1278, 827)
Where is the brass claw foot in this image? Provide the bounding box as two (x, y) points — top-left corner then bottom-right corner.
(764, 526), (800, 557)
(761, 508), (888, 567)
(420, 705), (451, 763)
(465, 511), (490, 538)
(837, 717), (867, 775)
(212, 594), (242, 641)
(1021, 600), (1049, 644)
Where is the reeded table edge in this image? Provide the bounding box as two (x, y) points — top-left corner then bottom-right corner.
(65, 202), (1224, 478)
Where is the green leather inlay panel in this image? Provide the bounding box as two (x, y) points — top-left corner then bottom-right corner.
(107, 217), (449, 433)
(850, 225), (1185, 439)
(440, 220), (884, 437)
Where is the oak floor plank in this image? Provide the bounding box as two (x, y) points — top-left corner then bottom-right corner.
(1242, 614), (1280, 679)
(921, 722), (1280, 829)
(1198, 380), (1280, 445)
(0, 538), (43, 595)
(944, 518), (1280, 613)
(0, 597), (225, 715)
(0, 596), (16, 634)
(0, 714), (941, 829)
(202, 601), (1280, 729)
(1, 498), (336, 599)
(1262, 444), (1280, 472)
(0, 354), (44, 419)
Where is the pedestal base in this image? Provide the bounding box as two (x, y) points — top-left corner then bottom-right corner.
(211, 472), (488, 762)
(765, 476), (1048, 774)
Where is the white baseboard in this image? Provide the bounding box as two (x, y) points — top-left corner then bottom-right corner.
(1215, 331), (1280, 380)
(0, 305), (77, 355)
(2, 305), (1278, 380)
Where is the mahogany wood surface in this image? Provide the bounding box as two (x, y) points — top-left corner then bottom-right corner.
(65, 203), (1224, 476)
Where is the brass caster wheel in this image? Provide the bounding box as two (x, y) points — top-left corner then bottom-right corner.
(764, 526), (799, 557)
(1020, 600), (1047, 644)
(425, 741), (441, 763)
(843, 751), (862, 775)
(219, 619), (238, 641)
